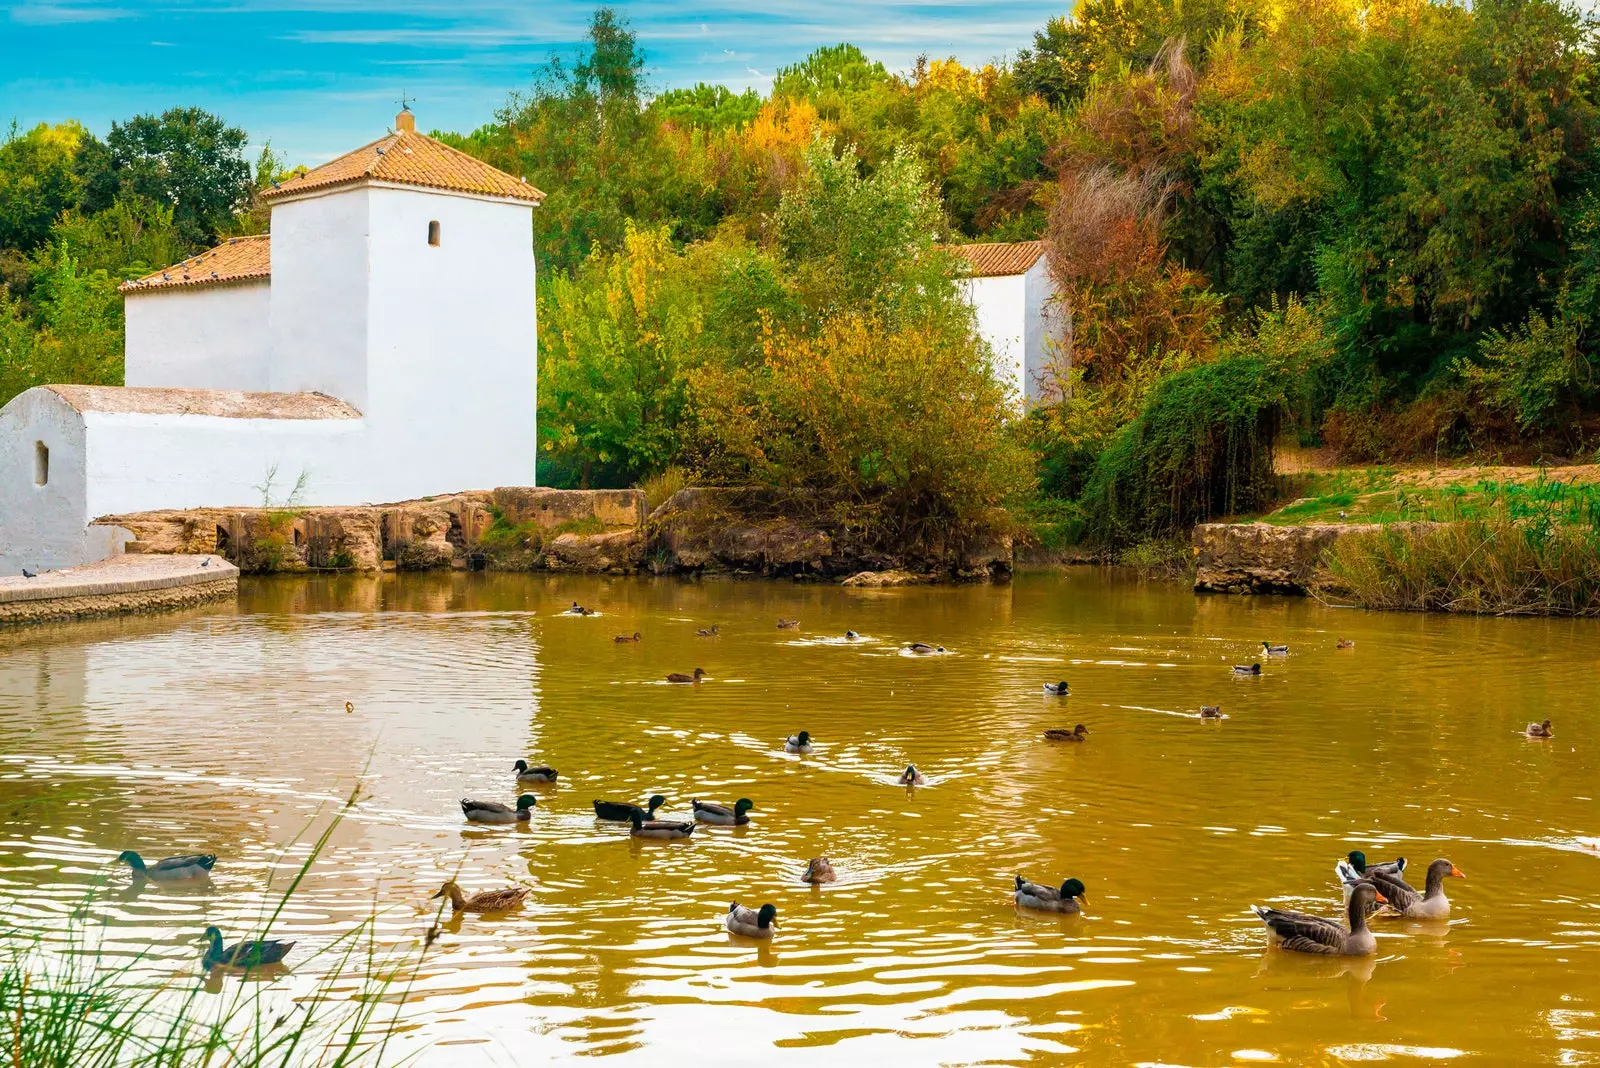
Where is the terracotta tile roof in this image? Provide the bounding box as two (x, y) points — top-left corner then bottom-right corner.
(943, 239), (1047, 278)
(120, 234), (271, 294)
(43, 385), (362, 420)
(262, 128), (544, 204)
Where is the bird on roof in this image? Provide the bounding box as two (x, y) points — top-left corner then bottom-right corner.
(162, 273), (171, 280)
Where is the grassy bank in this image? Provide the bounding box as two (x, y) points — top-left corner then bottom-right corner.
(1264, 467), (1600, 526)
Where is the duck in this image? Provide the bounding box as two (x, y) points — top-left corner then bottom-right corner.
(1014, 875), (1088, 914)
(899, 764), (926, 785)
(116, 850), (216, 881)
(1526, 719), (1554, 738)
(801, 857), (837, 884)
(1253, 882), (1382, 955)
(629, 810), (695, 839)
(1042, 681), (1070, 696)
(1263, 642), (1289, 656)
(784, 731), (813, 754)
(513, 760), (558, 783)
(908, 642), (945, 655)
(1232, 663), (1262, 676)
(593, 795), (666, 822)
(696, 624), (720, 637)
(461, 795), (536, 824)
(613, 632), (641, 643)
(565, 601), (593, 616)
(431, 880), (531, 914)
(1359, 858), (1464, 920)
(1200, 705), (1223, 720)
(666, 668), (706, 684)
(845, 630), (860, 640)
(725, 902), (777, 938)
(1335, 850), (1406, 901)
(1336, 638), (1355, 649)
(777, 619), (800, 629)
(202, 926), (295, 968)
(1044, 724), (1088, 742)
(693, 798), (754, 825)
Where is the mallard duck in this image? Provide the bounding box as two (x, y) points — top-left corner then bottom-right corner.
(1044, 724), (1088, 742)
(696, 624), (720, 637)
(431, 880), (531, 913)
(784, 731), (813, 754)
(593, 795), (666, 822)
(117, 850), (215, 881)
(1014, 875), (1087, 913)
(1232, 663), (1262, 676)
(614, 632), (641, 643)
(629, 810), (694, 839)
(1359, 858), (1464, 920)
(1263, 642), (1289, 656)
(1253, 882), (1381, 955)
(513, 760), (558, 783)
(899, 764), (926, 785)
(801, 857), (837, 884)
(725, 902), (777, 938)
(1200, 705), (1223, 719)
(461, 795), (536, 824)
(1336, 638), (1355, 649)
(202, 926), (294, 968)
(693, 798), (753, 825)
(1335, 851), (1406, 901)
(565, 601), (593, 616)
(845, 630), (860, 640)
(1526, 719), (1554, 738)
(908, 642), (945, 655)
(666, 668), (706, 684)
(777, 619), (800, 629)
(1042, 681), (1070, 696)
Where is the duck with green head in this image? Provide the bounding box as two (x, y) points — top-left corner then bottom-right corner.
(593, 795), (665, 822)
(461, 795), (537, 824)
(1014, 875), (1088, 914)
(725, 902), (778, 938)
(117, 850), (215, 881)
(693, 798), (753, 826)
(202, 926), (294, 968)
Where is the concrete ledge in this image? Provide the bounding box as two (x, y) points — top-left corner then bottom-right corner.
(0, 555), (237, 624)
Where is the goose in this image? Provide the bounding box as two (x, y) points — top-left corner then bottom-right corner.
(593, 795), (666, 822)
(908, 642), (945, 655)
(1232, 663), (1262, 676)
(1014, 875), (1087, 914)
(202, 926), (294, 968)
(784, 731), (813, 754)
(1044, 724), (1088, 742)
(431, 880), (531, 914)
(613, 632), (641, 643)
(693, 798), (753, 825)
(461, 795), (536, 824)
(1254, 882), (1381, 955)
(696, 624), (720, 637)
(116, 850), (216, 881)
(1200, 705), (1223, 720)
(801, 857), (837, 884)
(845, 630), (860, 640)
(899, 764), (926, 785)
(1359, 858), (1464, 920)
(777, 618), (800, 629)
(666, 668), (706, 684)
(1526, 719), (1554, 738)
(629, 810), (694, 839)
(1042, 681), (1070, 696)
(725, 902), (777, 938)
(1263, 642), (1289, 656)
(1336, 638), (1355, 649)
(513, 760), (558, 784)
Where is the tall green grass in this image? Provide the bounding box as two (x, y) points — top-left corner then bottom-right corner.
(0, 782), (430, 1066)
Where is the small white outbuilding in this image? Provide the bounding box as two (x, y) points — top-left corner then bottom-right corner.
(946, 239), (1065, 409)
(0, 109), (544, 573)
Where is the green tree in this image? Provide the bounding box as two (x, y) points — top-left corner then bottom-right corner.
(0, 121), (85, 253)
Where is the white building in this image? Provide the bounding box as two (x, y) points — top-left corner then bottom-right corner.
(0, 110), (543, 573)
(946, 240), (1064, 408)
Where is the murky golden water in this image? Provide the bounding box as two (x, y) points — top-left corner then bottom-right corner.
(2, 570), (1599, 1065)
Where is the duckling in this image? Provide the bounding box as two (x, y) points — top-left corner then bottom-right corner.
(899, 764), (926, 785)
(1263, 642), (1289, 656)
(461, 795), (536, 824)
(202, 926), (294, 968)
(696, 624), (720, 637)
(693, 798), (754, 825)
(801, 857), (837, 884)
(666, 667), (706, 684)
(725, 902), (777, 938)
(513, 760), (558, 784)
(908, 642), (945, 655)
(1200, 705), (1223, 720)
(431, 880), (531, 914)
(1042, 681), (1070, 696)
(1014, 875), (1087, 914)
(845, 630), (860, 640)
(1336, 638), (1355, 649)
(1232, 663), (1262, 676)
(1044, 723), (1089, 742)
(1253, 883), (1381, 956)
(784, 731), (813, 754)
(629, 810), (694, 839)
(593, 795), (666, 822)
(116, 850), (216, 881)
(777, 618), (800, 629)
(613, 632), (641, 643)
(1526, 719), (1554, 738)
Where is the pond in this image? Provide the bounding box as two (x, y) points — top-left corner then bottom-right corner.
(1, 569), (1598, 1065)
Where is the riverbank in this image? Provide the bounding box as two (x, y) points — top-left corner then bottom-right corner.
(0, 554), (236, 626)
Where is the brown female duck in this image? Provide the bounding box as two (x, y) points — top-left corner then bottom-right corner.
(1044, 724), (1089, 742)
(431, 880), (531, 913)
(1526, 719), (1554, 738)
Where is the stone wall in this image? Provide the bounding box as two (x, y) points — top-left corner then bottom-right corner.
(1192, 521), (1439, 594)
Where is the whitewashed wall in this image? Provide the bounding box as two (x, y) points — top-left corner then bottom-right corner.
(960, 273), (1028, 407)
(0, 389), (88, 572)
(124, 283), (272, 390)
(268, 189), (372, 409)
(1023, 258), (1064, 404)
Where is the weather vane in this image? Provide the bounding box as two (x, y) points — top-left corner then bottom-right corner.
(397, 92), (415, 112)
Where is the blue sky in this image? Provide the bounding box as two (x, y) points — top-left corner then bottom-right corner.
(3, 0), (1067, 166)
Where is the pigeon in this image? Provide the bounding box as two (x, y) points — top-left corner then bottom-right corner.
(21, 568), (37, 579)
(201, 558), (210, 568)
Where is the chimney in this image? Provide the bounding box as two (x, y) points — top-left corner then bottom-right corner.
(395, 109), (415, 133)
